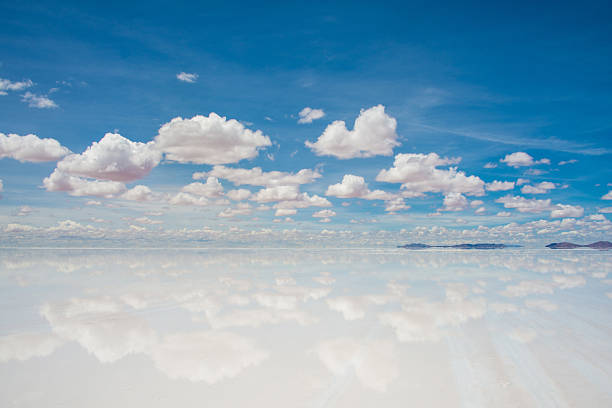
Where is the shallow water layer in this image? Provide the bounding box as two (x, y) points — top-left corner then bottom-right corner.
(0, 248), (611, 407)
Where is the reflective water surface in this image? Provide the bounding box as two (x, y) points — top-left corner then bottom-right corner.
(0, 248), (611, 407)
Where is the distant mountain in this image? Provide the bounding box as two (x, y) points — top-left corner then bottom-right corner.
(398, 243), (520, 250)
(546, 241), (612, 249)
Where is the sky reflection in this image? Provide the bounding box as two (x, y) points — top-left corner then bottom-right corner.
(0, 249), (611, 407)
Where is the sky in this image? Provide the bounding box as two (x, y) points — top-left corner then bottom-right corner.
(0, 0), (611, 246)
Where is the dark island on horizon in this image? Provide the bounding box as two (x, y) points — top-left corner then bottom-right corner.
(546, 241), (612, 249)
(398, 243), (521, 250)
(397, 241), (611, 250)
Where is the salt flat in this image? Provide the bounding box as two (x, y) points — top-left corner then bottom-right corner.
(0, 248), (610, 407)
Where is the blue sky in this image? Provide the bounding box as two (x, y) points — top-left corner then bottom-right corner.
(0, 0), (611, 246)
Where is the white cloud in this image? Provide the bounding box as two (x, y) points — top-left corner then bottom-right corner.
(22, 91), (58, 108)
(558, 159), (577, 165)
(120, 185), (156, 202)
(550, 204), (584, 218)
(297, 107), (325, 124)
(384, 197), (410, 212)
(516, 178), (530, 186)
(500, 152), (550, 167)
(521, 181), (556, 194)
(326, 174), (395, 200)
(376, 153), (485, 196)
(227, 189), (252, 201)
(17, 205), (33, 216)
(218, 203), (252, 218)
(0, 78), (33, 94)
(197, 165), (321, 186)
(313, 209), (336, 218)
(252, 185), (301, 203)
(485, 180), (515, 191)
(599, 207), (612, 214)
(176, 72), (198, 83)
(0, 179), (3, 193)
(43, 169), (127, 197)
(4, 223), (37, 233)
(274, 208), (297, 217)
(495, 195), (552, 213)
(470, 200), (484, 208)
(441, 193), (468, 211)
(56, 133), (161, 182)
(602, 191), (612, 200)
(169, 192), (209, 206)
(483, 162), (498, 169)
(0, 133), (71, 162)
(305, 105), (399, 159)
(272, 193), (331, 210)
(182, 177), (224, 198)
(154, 113), (271, 164)
(496, 211), (512, 217)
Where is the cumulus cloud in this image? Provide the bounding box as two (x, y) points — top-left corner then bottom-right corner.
(305, 105), (399, 159)
(602, 191), (612, 200)
(384, 197), (410, 212)
(550, 204), (584, 218)
(496, 195), (583, 218)
(196, 165), (321, 187)
(500, 152), (550, 168)
(521, 181), (556, 194)
(274, 208), (297, 217)
(176, 72), (198, 83)
(326, 174), (395, 200)
(0, 179), (3, 194)
(120, 185), (156, 201)
(218, 203), (252, 218)
(169, 192), (209, 206)
(483, 162), (498, 169)
(599, 207), (612, 214)
(0, 78), (33, 94)
(55, 133), (160, 182)
(182, 177), (224, 198)
(272, 194), (331, 211)
(441, 193), (469, 211)
(22, 92), (58, 108)
(495, 195), (552, 213)
(43, 169), (127, 197)
(298, 107), (325, 124)
(0, 133), (71, 162)
(376, 153), (485, 197)
(313, 209), (336, 219)
(516, 178), (530, 186)
(154, 113), (271, 165)
(485, 180), (515, 192)
(252, 185), (302, 203)
(227, 189), (252, 201)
